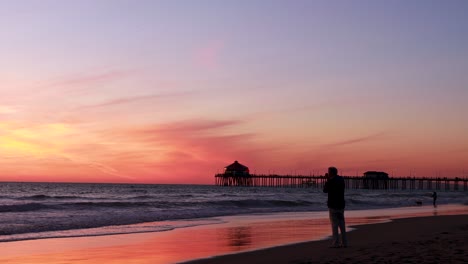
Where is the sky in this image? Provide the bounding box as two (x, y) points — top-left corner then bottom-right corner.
(0, 0), (467, 184)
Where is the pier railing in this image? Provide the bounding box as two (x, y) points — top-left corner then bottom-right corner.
(214, 174), (468, 191)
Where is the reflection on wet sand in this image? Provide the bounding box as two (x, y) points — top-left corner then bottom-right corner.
(225, 226), (252, 249)
(0, 205), (466, 264)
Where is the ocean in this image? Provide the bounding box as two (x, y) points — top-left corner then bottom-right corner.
(0, 182), (467, 243)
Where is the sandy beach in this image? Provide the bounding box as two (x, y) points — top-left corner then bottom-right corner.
(187, 214), (468, 264)
(0, 206), (466, 264)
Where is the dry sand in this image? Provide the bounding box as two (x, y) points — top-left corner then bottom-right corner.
(186, 214), (468, 264)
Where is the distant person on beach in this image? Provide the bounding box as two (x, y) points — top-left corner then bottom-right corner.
(431, 192), (437, 207)
(323, 166), (347, 248)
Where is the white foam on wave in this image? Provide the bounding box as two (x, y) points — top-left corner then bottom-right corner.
(0, 218), (226, 243)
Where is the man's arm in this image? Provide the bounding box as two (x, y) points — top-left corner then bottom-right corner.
(323, 180), (329, 193)
(323, 173), (331, 193)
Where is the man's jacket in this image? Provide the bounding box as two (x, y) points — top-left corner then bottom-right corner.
(323, 175), (345, 209)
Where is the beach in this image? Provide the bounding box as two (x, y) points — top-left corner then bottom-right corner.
(187, 214), (468, 264)
(0, 205), (466, 264)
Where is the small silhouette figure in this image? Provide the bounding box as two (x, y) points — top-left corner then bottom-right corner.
(431, 192), (437, 207)
(415, 201), (422, 206)
(323, 167), (347, 248)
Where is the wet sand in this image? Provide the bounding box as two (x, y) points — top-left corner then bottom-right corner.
(0, 205), (466, 264)
(187, 214), (468, 264)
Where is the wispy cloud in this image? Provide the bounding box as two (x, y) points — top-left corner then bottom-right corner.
(323, 132), (388, 147)
(0, 105), (19, 114)
(3, 70), (135, 105)
(63, 154), (133, 180)
(142, 119), (243, 135)
(73, 90), (196, 111)
(43, 70), (131, 91)
(93, 118), (268, 182)
(244, 104), (326, 121)
(0, 120), (131, 180)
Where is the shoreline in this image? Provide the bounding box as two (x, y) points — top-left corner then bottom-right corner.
(1, 203), (465, 243)
(0, 205), (466, 263)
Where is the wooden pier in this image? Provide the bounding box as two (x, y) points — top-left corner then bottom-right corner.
(215, 174), (468, 191)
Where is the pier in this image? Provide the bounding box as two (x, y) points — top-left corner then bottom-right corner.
(214, 174), (468, 191)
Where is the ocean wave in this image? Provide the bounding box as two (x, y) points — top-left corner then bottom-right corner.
(346, 198), (367, 204)
(57, 199), (318, 210)
(129, 189), (148, 193)
(0, 201), (157, 213)
(69, 201), (153, 208)
(127, 195), (155, 199)
(0, 203), (51, 212)
(0, 183), (467, 243)
(127, 194), (193, 199)
(0, 218), (226, 243)
(18, 194), (81, 200)
(0, 198), (319, 213)
(346, 198), (396, 208)
(207, 199), (316, 208)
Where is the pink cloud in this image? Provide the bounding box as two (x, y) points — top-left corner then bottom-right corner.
(102, 120), (395, 182)
(100, 119), (270, 183)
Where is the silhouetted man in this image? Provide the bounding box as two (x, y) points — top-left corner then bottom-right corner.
(432, 191), (437, 207)
(323, 166), (347, 247)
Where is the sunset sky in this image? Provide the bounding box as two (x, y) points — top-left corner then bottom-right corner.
(1, 0), (467, 184)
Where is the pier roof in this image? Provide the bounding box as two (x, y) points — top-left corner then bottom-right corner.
(225, 160), (249, 171)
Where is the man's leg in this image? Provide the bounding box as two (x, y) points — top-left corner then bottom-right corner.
(336, 209), (347, 247)
(329, 209), (340, 246)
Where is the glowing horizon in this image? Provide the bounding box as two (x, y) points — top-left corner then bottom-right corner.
(1, 1), (467, 184)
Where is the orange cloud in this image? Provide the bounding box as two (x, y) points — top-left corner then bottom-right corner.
(0, 121), (133, 182)
(92, 119), (267, 183)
